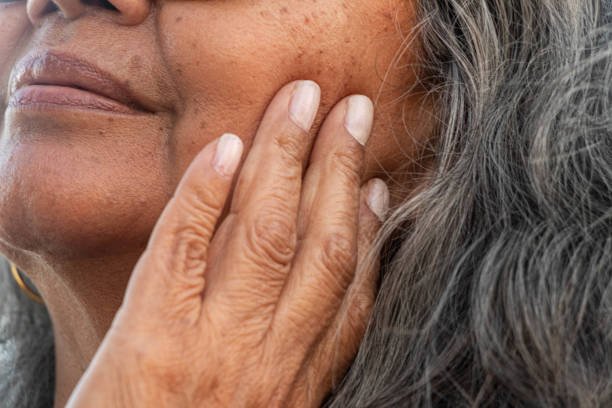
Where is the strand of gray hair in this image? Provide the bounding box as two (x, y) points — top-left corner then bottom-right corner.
(327, 0), (612, 406)
(1, 0), (612, 407)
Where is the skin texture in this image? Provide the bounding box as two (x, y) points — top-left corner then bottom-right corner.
(0, 0), (432, 405)
(67, 81), (384, 407)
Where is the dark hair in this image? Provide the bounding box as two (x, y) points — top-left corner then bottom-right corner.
(0, 259), (54, 407)
(2, 1), (612, 407)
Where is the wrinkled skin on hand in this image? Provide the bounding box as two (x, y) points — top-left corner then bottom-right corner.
(66, 81), (388, 407)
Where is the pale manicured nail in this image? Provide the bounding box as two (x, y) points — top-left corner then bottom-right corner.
(289, 80), (321, 132)
(345, 95), (374, 146)
(366, 179), (390, 221)
(213, 133), (243, 176)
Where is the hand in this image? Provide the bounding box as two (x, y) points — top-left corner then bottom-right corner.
(66, 80), (389, 407)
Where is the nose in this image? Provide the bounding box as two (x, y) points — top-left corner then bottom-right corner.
(27, 0), (149, 25)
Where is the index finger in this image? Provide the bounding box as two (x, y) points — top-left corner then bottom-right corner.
(120, 133), (244, 323)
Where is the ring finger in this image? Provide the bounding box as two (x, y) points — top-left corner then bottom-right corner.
(272, 95), (375, 347)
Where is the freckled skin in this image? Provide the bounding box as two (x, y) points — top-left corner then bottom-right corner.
(0, 0), (426, 262)
(0, 1), (434, 405)
(1, 1), (433, 269)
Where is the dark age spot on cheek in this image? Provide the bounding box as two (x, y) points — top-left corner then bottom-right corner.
(175, 16), (183, 23)
(280, 7), (289, 14)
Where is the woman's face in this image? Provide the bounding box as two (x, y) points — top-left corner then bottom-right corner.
(0, 0), (420, 259)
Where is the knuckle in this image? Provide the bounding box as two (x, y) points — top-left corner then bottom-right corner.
(149, 226), (208, 304)
(232, 170), (299, 212)
(171, 224), (208, 252)
(172, 228), (208, 271)
(273, 128), (305, 164)
(317, 232), (356, 284)
(331, 147), (361, 185)
(245, 211), (297, 268)
(176, 189), (222, 233)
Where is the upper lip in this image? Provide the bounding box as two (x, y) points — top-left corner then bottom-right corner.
(9, 51), (150, 113)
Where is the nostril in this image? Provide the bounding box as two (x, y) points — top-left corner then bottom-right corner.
(42, 1), (59, 15)
(100, 0), (118, 12)
(82, 0), (118, 12)
(28, 0), (121, 22)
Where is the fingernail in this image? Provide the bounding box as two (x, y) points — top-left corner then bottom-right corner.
(289, 80), (321, 132)
(344, 95), (374, 146)
(366, 179), (390, 221)
(213, 133), (243, 176)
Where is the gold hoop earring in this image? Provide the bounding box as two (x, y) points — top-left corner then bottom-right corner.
(10, 262), (44, 304)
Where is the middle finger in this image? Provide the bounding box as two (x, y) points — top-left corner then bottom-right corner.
(273, 95), (373, 337)
(203, 80), (321, 315)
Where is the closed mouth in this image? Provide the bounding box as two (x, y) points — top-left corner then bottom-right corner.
(8, 51), (152, 114)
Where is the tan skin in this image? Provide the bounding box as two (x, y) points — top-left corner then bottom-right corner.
(0, 0), (433, 406)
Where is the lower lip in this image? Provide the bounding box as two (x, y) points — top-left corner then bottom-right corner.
(8, 85), (138, 114)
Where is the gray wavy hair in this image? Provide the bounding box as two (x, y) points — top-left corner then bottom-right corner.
(2, 0), (612, 406)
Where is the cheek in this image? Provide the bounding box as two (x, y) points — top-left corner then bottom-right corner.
(0, 4), (29, 105)
(157, 0), (415, 185)
(0, 117), (172, 257)
(157, 2), (355, 174)
(158, 4), (294, 163)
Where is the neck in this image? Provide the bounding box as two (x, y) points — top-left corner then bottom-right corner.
(24, 250), (143, 408)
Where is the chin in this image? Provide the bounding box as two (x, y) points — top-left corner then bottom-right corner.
(0, 120), (171, 260)
(0, 172), (164, 260)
